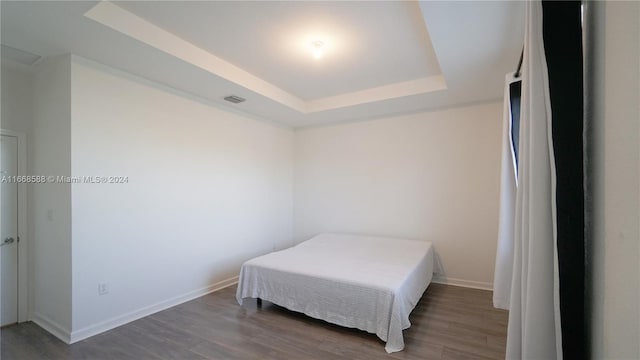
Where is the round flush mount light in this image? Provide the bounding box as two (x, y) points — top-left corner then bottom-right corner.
(311, 40), (325, 59)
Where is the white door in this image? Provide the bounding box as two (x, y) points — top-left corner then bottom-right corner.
(1, 134), (18, 326)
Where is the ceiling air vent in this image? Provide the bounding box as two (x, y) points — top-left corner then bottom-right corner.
(223, 95), (246, 104)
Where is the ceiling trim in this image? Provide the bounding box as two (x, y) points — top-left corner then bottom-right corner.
(308, 75), (447, 112)
(84, 1), (307, 112)
(84, 1), (447, 114)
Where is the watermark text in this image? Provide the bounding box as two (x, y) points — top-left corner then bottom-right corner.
(1, 175), (129, 184)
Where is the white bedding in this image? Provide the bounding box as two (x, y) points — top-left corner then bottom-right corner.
(236, 233), (434, 353)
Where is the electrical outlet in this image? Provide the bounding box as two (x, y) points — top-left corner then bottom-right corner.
(98, 283), (109, 296)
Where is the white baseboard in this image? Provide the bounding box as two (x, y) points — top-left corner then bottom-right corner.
(432, 275), (493, 291)
(32, 312), (71, 344)
(68, 276), (239, 344)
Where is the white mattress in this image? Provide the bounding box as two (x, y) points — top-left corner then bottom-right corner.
(236, 233), (434, 353)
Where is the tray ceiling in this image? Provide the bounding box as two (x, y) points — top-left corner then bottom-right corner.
(1, 1), (524, 127)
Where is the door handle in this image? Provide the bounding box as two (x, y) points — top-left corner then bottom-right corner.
(1, 237), (15, 246)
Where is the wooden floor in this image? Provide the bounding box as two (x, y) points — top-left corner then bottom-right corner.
(1, 283), (507, 360)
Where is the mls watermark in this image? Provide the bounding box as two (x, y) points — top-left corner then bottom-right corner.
(1, 175), (129, 184)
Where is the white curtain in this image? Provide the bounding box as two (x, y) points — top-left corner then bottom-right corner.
(492, 72), (518, 310)
(499, 1), (563, 359)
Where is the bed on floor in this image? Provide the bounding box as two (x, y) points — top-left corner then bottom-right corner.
(236, 233), (434, 353)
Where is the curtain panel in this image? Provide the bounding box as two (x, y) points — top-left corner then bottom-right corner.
(496, 1), (585, 359)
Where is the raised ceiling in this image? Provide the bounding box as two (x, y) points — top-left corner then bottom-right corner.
(115, 1), (443, 101)
(1, 1), (525, 127)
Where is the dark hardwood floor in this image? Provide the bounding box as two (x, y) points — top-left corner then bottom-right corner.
(1, 283), (507, 359)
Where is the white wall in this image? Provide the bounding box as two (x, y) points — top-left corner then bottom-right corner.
(1, 63), (33, 134)
(69, 57), (293, 340)
(294, 102), (502, 288)
(588, 1), (640, 358)
(31, 55), (73, 338)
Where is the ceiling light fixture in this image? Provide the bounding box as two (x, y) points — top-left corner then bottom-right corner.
(311, 40), (324, 59)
